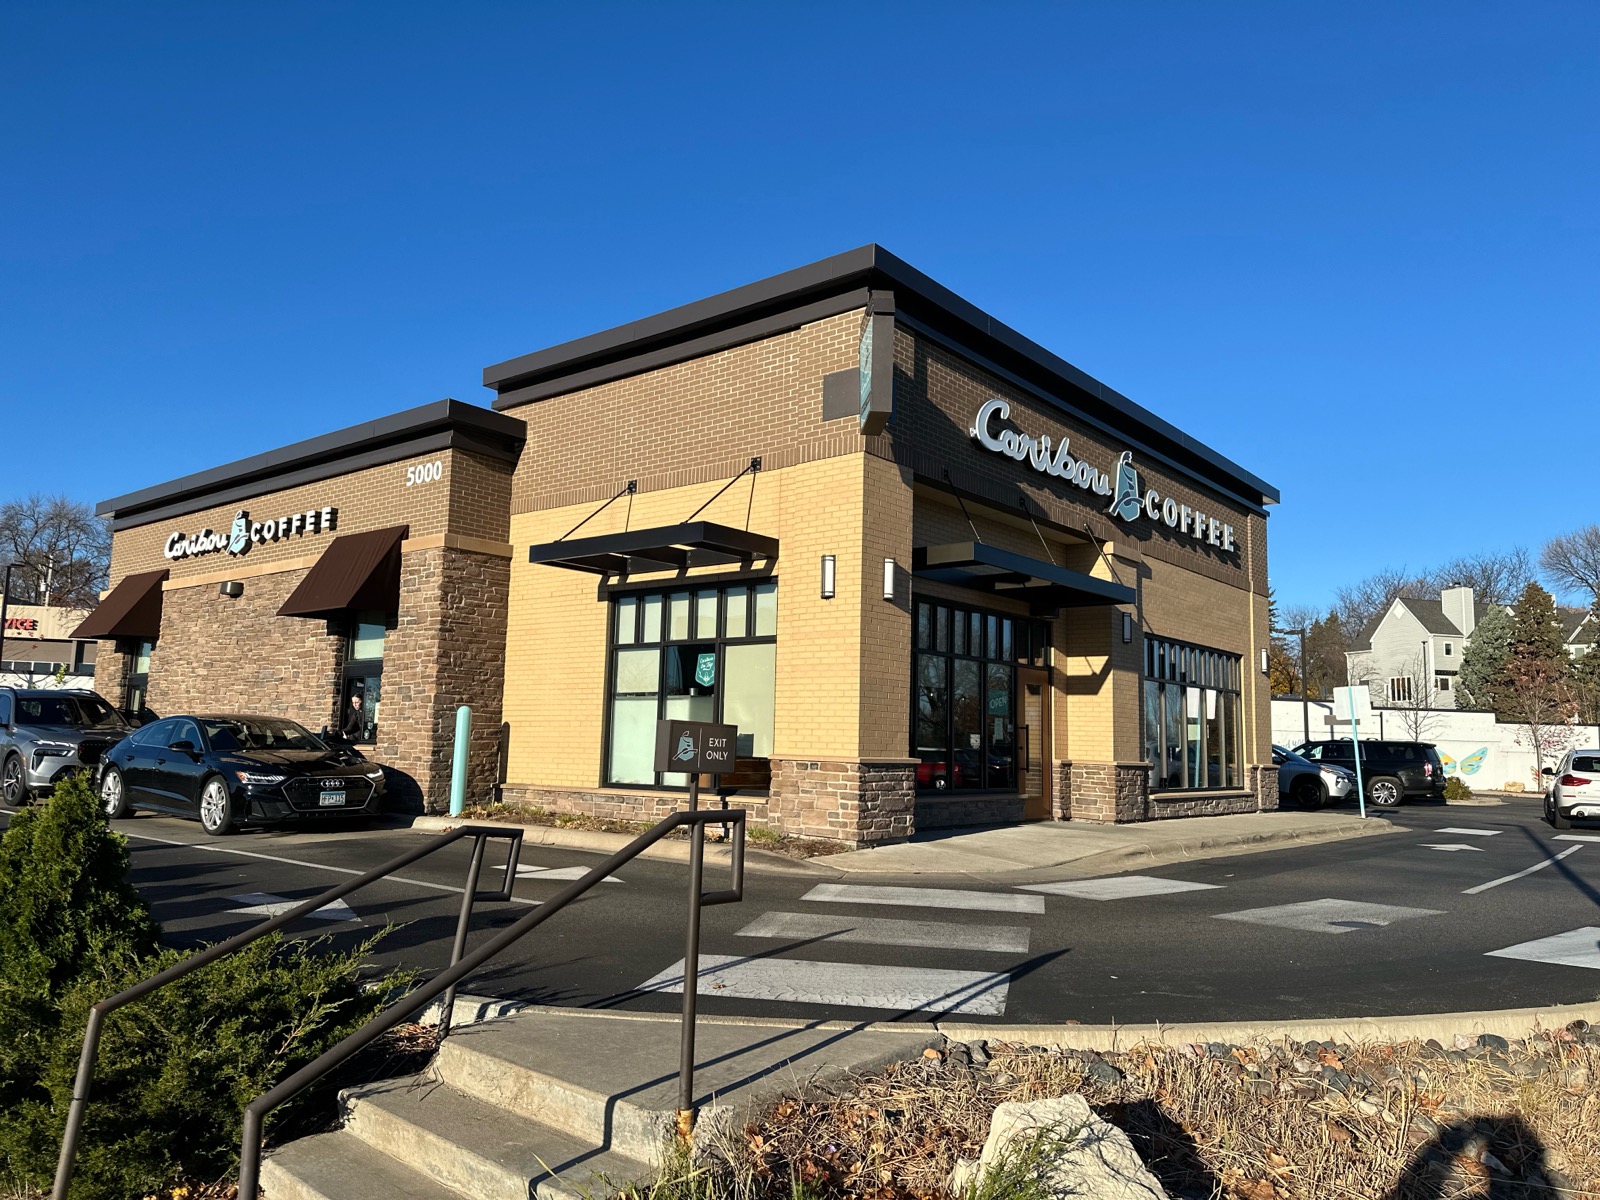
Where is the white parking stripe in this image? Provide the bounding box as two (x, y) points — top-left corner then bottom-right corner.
(1436, 827), (1502, 836)
(516, 865), (622, 882)
(1553, 834), (1600, 843)
(121, 830), (541, 905)
(1462, 846), (1583, 895)
(800, 883), (1045, 914)
(737, 911), (1030, 953)
(1486, 927), (1600, 971)
(1020, 876), (1221, 901)
(638, 953), (1011, 1015)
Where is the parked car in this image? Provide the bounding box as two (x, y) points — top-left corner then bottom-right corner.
(98, 714), (386, 835)
(1290, 738), (1447, 808)
(0, 688), (131, 806)
(1541, 750), (1600, 830)
(1272, 744), (1356, 809)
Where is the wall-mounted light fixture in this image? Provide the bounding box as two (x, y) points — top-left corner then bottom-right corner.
(820, 554), (836, 601)
(883, 558), (896, 602)
(219, 581), (244, 599)
(1260, 647), (1270, 675)
(1121, 611), (1133, 643)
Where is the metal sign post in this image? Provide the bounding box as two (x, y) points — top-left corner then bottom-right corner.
(653, 717), (739, 1140)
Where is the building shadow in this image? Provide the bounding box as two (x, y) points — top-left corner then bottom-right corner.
(1386, 1114), (1566, 1199)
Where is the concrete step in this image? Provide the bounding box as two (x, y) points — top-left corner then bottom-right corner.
(434, 1008), (937, 1165)
(340, 1073), (654, 1200)
(260, 1129), (466, 1200)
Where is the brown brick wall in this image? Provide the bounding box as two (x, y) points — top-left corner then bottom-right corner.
(144, 570), (345, 732)
(504, 310), (866, 517)
(498, 785), (771, 831)
(1064, 761), (1152, 823)
(376, 546), (511, 814)
(768, 758), (915, 846)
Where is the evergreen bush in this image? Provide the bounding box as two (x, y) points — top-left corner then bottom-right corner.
(1442, 776), (1474, 802)
(0, 773), (406, 1199)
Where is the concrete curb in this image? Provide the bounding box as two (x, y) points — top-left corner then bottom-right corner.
(423, 997), (1600, 1054)
(936, 999), (1600, 1052)
(400, 814), (838, 877)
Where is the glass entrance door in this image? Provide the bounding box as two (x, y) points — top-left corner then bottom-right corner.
(1017, 667), (1051, 819)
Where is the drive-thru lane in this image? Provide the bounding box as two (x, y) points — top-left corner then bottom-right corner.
(4, 799), (1597, 1024)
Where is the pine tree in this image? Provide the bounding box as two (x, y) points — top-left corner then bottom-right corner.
(1497, 583), (1574, 775)
(1457, 603), (1512, 711)
(1570, 600), (1600, 727)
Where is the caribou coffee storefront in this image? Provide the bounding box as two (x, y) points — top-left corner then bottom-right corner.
(87, 246), (1278, 842)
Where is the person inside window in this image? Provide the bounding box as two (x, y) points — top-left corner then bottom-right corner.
(341, 692), (368, 741)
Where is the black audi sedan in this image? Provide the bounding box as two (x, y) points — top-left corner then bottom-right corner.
(98, 714), (386, 834)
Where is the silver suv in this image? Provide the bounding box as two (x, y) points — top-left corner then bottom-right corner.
(0, 688), (131, 806)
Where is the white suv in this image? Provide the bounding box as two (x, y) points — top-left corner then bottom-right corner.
(1543, 750), (1600, 830)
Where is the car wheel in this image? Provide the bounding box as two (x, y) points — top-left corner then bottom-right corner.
(1, 754), (28, 807)
(1550, 799), (1572, 830)
(198, 776), (237, 835)
(101, 767), (131, 819)
(1290, 775), (1325, 810)
(1367, 776), (1404, 808)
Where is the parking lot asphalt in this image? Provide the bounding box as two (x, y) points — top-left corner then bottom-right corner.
(4, 797), (1598, 1026)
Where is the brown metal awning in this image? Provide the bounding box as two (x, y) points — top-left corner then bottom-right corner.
(70, 569), (169, 640)
(278, 525), (408, 618)
(527, 521), (779, 577)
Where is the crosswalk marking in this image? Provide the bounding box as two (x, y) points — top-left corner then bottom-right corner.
(1486, 927), (1600, 971)
(515, 865), (622, 882)
(637, 953), (1011, 1015)
(1553, 834), (1600, 843)
(1463, 846), (1582, 895)
(800, 883), (1045, 914)
(1019, 876), (1221, 901)
(736, 911), (1030, 953)
(227, 892), (359, 922)
(1214, 899), (1443, 935)
(1437, 827), (1502, 837)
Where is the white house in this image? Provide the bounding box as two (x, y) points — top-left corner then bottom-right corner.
(1345, 585), (1487, 709)
(1344, 585), (1595, 709)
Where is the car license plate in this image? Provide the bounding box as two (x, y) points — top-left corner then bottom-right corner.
(319, 791), (346, 807)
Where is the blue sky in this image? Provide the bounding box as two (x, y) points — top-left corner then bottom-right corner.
(3, 3), (1595, 612)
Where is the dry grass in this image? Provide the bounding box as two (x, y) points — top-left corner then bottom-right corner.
(714, 1031), (1600, 1200)
(455, 803), (840, 858)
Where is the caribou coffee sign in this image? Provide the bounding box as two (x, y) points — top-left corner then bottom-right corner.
(969, 398), (1237, 553)
(164, 506), (339, 561)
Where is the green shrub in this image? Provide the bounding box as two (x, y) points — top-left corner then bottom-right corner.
(0, 773), (407, 1199)
(1443, 776), (1475, 802)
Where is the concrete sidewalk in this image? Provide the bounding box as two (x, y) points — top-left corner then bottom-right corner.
(812, 809), (1392, 883)
(408, 808), (1390, 884)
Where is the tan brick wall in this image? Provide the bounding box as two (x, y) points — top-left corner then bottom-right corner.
(502, 453), (885, 793)
(107, 447), (509, 585)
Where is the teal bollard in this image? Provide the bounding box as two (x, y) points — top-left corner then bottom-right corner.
(449, 705), (471, 817)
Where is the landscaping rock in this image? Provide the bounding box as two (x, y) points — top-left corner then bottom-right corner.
(949, 1095), (1168, 1200)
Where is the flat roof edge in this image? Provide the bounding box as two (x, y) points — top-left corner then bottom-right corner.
(96, 399), (526, 520)
(480, 245), (1278, 507)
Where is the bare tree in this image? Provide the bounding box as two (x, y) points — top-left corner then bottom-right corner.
(1421, 548), (1537, 607)
(1541, 525), (1600, 604)
(1388, 652), (1443, 741)
(0, 494), (110, 608)
(1334, 568), (1428, 642)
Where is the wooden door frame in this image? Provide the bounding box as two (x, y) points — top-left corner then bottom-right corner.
(1017, 666), (1052, 819)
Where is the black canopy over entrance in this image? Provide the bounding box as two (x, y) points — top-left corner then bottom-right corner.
(912, 541), (1134, 614)
(528, 521), (778, 578)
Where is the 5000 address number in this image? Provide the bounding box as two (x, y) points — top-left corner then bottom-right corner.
(406, 461), (443, 487)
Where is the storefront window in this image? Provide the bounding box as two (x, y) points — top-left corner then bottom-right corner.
(1143, 636), (1241, 791)
(605, 582), (777, 788)
(912, 599), (1049, 792)
(123, 639), (155, 722)
(341, 610), (389, 743)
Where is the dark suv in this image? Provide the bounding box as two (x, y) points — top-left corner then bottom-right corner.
(1290, 739), (1447, 808)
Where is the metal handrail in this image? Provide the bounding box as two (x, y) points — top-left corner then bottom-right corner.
(234, 806), (745, 1197)
(51, 823), (526, 1200)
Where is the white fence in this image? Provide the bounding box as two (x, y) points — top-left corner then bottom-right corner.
(1271, 696), (1600, 792)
